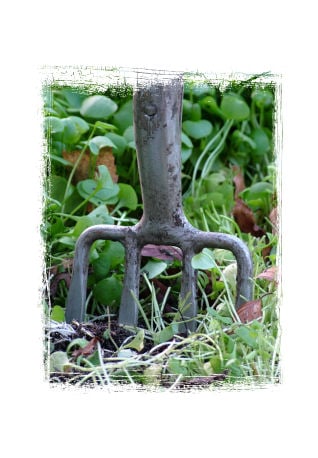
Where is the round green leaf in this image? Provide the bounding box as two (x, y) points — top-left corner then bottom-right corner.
(117, 183), (138, 210)
(123, 125), (136, 149)
(123, 125), (135, 142)
(61, 117), (83, 144)
(103, 241), (125, 268)
(80, 95), (118, 120)
(105, 133), (127, 155)
(67, 116), (89, 134)
(88, 135), (117, 155)
(181, 132), (193, 148)
(192, 83), (216, 98)
(61, 89), (87, 110)
(251, 128), (270, 156)
(45, 116), (64, 134)
(181, 147), (192, 163)
(92, 252), (112, 280)
(88, 205), (114, 225)
(191, 248), (216, 270)
(112, 99), (133, 132)
(242, 181), (273, 201)
(142, 260), (168, 279)
(251, 89), (273, 108)
(50, 351), (70, 372)
(221, 93), (250, 121)
(93, 276), (123, 306)
(182, 119), (213, 139)
(77, 179), (119, 206)
(72, 216), (94, 237)
(199, 96), (224, 118)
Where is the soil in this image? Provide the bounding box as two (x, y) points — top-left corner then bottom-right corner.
(47, 319), (228, 390)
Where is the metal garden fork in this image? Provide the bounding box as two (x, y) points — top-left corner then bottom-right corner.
(65, 77), (253, 332)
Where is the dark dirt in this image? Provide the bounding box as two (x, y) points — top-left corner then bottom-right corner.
(48, 319), (228, 389)
(49, 319), (136, 354)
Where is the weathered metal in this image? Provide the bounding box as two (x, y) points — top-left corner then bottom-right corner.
(65, 78), (253, 332)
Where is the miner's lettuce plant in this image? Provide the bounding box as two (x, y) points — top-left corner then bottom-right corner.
(44, 75), (279, 388)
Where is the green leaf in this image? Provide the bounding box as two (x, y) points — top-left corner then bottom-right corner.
(251, 89), (273, 108)
(88, 205), (114, 225)
(94, 241), (125, 279)
(209, 356), (223, 373)
(251, 128), (271, 156)
(191, 248), (216, 270)
(50, 306), (65, 322)
(93, 276), (123, 306)
(94, 120), (117, 132)
(182, 119), (213, 139)
(61, 117), (83, 144)
(199, 96), (225, 118)
(112, 99), (133, 132)
(88, 135), (117, 155)
(80, 95), (118, 120)
(49, 154), (73, 167)
(153, 323), (179, 345)
(67, 338), (89, 354)
(50, 175), (74, 203)
(207, 307), (233, 325)
(192, 83), (216, 98)
(242, 182), (273, 202)
(76, 178), (119, 206)
(234, 326), (258, 349)
(61, 89), (87, 110)
(123, 125), (135, 142)
(45, 116), (64, 134)
(50, 351), (70, 372)
(232, 130), (256, 149)
(142, 260), (167, 279)
(168, 358), (188, 375)
(96, 164), (114, 188)
(104, 241), (125, 268)
(143, 364), (163, 385)
(190, 103), (202, 121)
(106, 133), (127, 155)
(87, 350), (101, 366)
(181, 132), (193, 148)
(58, 236), (76, 248)
(92, 252), (112, 280)
(221, 93), (250, 121)
(181, 147), (192, 163)
(182, 99), (193, 117)
(117, 183), (138, 210)
(72, 216), (94, 237)
(123, 329), (145, 351)
(67, 116), (90, 135)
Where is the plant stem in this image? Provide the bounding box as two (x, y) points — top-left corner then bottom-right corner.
(61, 125), (97, 213)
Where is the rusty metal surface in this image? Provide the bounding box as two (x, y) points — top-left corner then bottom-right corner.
(65, 79), (253, 332)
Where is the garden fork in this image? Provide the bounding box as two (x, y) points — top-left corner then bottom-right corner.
(65, 77), (253, 332)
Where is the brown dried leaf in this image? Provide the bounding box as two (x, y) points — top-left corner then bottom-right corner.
(232, 165), (246, 199)
(141, 244), (183, 261)
(72, 336), (100, 358)
(62, 147), (118, 183)
(50, 272), (71, 298)
(237, 299), (262, 323)
(256, 266), (278, 283)
(232, 198), (266, 237)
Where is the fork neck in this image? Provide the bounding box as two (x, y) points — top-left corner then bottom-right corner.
(133, 80), (187, 229)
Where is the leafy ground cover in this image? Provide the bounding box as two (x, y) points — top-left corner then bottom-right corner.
(43, 72), (280, 391)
